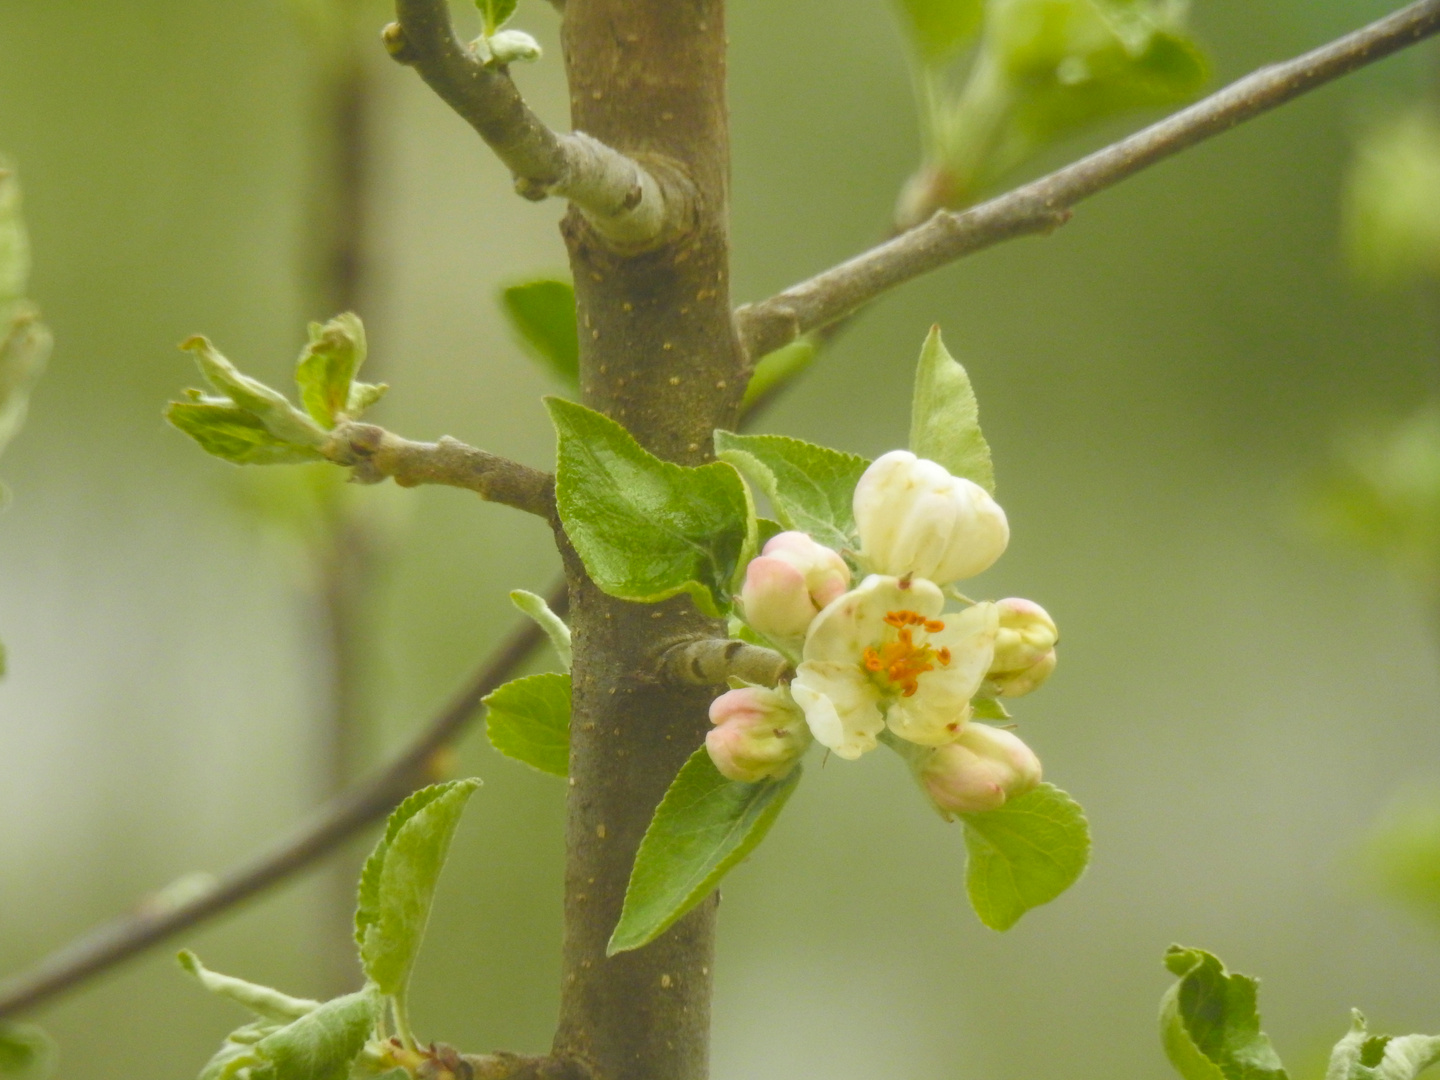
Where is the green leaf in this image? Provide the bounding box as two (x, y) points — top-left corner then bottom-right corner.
(347, 380), (388, 416)
(1160, 946), (1288, 1080)
(1328, 1012), (1440, 1080)
(477, 0), (518, 36)
(500, 279), (579, 391)
(971, 696), (1011, 720)
(756, 516), (785, 548)
(741, 338), (816, 410)
(715, 430), (869, 552)
(509, 589), (571, 670)
(0, 305), (50, 462)
(485, 672), (571, 777)
(294, 313), (367, 428)
(177, 950), (320, 1024)
(166, 402), (326, 466)
(249, 988), (381, 1080)
(909, 325), (994, 493)
(893, 0), (984, 62)
(608, 747), (802, 955)
(960, 782), (1090, 930)
(548, 398), (756, 617)
(0, 1023), (54, 1080)
(0, 165), (30, 306)
(1344, 108), (1440, 288)
(355, 779), (481, 999)
(180, 336), (327, 449)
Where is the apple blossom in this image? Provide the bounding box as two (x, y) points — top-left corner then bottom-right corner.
(790, 574), (998, 759)
(986, 598), (1058, 698)
(705, 684), (812, 783)
(853, 450), (1009, 586)
(738, 531), (851, 647)
(919, 723), (1042, 816)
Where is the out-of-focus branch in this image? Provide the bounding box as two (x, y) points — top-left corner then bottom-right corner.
(327, 422), (556, 519)
(735, 0), (1440, 361)
(658, 637), (791, 688)
(0, 582), (568, 1022)
(382, 0), (692, 250)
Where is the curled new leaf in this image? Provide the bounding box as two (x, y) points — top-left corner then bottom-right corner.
(548, 398), (757, 617)
(202, 988), (381, 1080)
(509, 589), (572, 670)
(177, 950), (320, 1024)
(355, 779), (481, 1000)
(166, 401), (326, 466)
(179, 336), (327, 449)
(608, 747), (802, 955)
(1327, 1011), (1440, 1080)
(294, 313), (384, 428)
(1160, 945), (1288, 1080)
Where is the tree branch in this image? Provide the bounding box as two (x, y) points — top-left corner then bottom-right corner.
(735, 0), (1440, 361)
(0, 582), (567, 1021)
(658, 637), (791, 688)
(381, 0), (692, 250)
(326, 422), (556, 520)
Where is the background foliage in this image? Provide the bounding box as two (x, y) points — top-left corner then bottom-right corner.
(1, 1), (1438, 1078)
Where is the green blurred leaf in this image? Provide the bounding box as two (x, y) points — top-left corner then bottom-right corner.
(177, 950), (320, 1024)
(0, 1023), (54, 1080)
(909, 325), (994, 492)
(715, 430), (869, 552)
(478, 0), (518, 34)
(548, 398), (756, 617)
(1328, 1012), (1440, 1080)
(485, 671), (571, 777)
(1361, 789), (1440, 927)
(0, 166), (30, 307)
(250, 988), (381, 1080)
(0, 305), (50, 462)
(509, 589), (571, 670)
(742, 338), (816, 410)
(608, 747), (802, 955)
(961, 782), (1089, 930)
(893, 0), (985, 62)
(355, 779), (481, 1000)
(180, 336), (327, 449)
(500, 279), (579, 391)
(1160, 945), (1288, 1080)
(167, 402), (327, 466)
(294, 313), (369, 428)
(1344, 108), (1440, 288)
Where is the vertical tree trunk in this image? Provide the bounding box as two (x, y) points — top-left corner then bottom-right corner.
(553, 3), (745, 1078)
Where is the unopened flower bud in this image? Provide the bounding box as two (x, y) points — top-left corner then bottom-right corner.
(853, 450), (1009, 586)
(919, 723), (1041, 815)
(706, 685), (812, 783)
(740, 531), (850, 646)
(986, 598), (1057, 697)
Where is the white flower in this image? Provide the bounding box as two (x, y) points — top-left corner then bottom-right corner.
(853, 450), (1009, 585)
(739, 531), (851, 648)
(790, 575), (998, 759)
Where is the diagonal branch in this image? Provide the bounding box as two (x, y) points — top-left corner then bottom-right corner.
(735, 0), (1440, 361)
(0, 582), (567, 1022)
(327, 421), (556, 520)
(382, 0), (692, 250)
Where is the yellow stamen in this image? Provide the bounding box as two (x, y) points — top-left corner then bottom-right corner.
(862, 609), (951, 697)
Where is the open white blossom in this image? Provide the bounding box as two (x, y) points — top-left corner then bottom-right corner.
(853, 450), (1009, 585)
(790, 575), (998, 759)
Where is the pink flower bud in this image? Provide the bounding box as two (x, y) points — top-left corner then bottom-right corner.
(919, 723), (1042, 815)
(705, 685), (812, 783)
(739, 532), (850, 645)
(986, 598), (1058, 697)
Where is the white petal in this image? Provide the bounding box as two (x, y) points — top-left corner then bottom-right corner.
(925, 601), (999, 699)
(802, 574), (944, 663)
(792, 661), (884, 759)
(888, 697), (972, 747)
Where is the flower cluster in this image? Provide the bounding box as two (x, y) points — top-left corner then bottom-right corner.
(707, 450), (1058, 816)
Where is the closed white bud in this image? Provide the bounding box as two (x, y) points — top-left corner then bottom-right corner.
(853, 450), (1009, 586)
(919, 723), (1042, 816)
(706, 685), (812, 783)
(985, 597), (1057, 697)
(739, 531), (850, 647)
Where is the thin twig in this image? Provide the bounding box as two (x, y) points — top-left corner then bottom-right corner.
(735, 0), (1440, 360)
(382, 0), (692, 250)
(328, 422), (556, 520)
(0, 582), (568, 1021)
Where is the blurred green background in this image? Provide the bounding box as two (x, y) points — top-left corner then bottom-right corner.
(2, 1), (1440, 1077)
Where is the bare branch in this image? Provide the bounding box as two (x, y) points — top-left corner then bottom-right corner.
(0, 582), (567, 1021)
(735, 0), (1440, 360)
(382, 0), (692, 250)
(659, 637), (791, 688)
(464, 1051), (591, 1080)
(326, 422), (555, 519)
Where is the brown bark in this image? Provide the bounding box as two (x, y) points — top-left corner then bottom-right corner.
(553, 3), (745, 1078)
